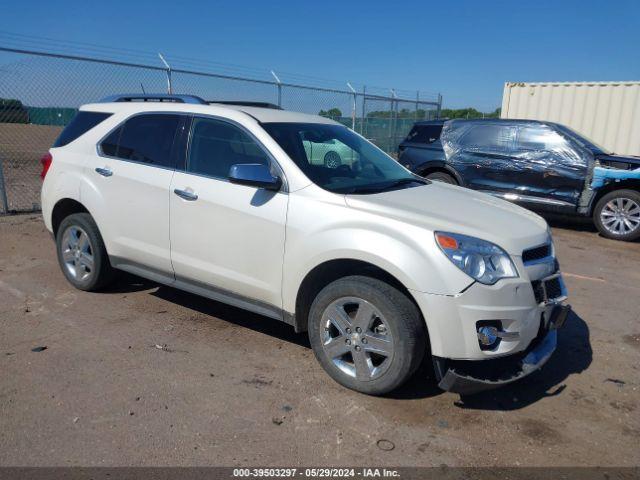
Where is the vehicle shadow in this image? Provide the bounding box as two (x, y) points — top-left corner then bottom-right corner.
(150, 282), (311, 349)
(543, 213), (640, 243)
(454, 310), (592, 410)
(383, 355), (444, 400)
(101, 272), (158, 294)
(103, 274), (592, 409)
(542, 213), (598, 232)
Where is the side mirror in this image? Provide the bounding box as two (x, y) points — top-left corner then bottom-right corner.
(228, 163), (282, 191)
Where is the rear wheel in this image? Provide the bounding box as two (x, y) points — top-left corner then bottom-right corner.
(425, 171), (456, 185)
(593, 189), (640, 241)
(56, 213), (116, 291)
(308, 276), (426, 395)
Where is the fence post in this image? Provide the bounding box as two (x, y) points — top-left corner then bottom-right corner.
(415, 91), (419, 121)
(0, 156), (8, 214)
(436, 93), (442, 119)
(158, 53), (172, 94)
(361, 86), (367, 136)
(347, 82), (356, 131)
(389, 89), (397, 153)
(271, 70), (282, 107)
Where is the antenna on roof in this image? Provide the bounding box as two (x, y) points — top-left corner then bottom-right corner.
(158, 53), (172, 94)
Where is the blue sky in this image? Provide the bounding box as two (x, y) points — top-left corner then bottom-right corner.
(1, 0), (638, 111)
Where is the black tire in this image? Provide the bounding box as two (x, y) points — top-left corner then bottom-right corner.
(425, 171), (457, 185)
(55, 213), (117, 291)
(324, 151), (342, 169)
(593, 189), (640, 242)
(308, 276), (426, 395)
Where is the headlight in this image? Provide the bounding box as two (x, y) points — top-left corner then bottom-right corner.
(435, 232), (518, 285)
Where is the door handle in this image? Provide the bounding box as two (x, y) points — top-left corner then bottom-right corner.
(174, 188), (198, 201)
(95, 167), (113, 177)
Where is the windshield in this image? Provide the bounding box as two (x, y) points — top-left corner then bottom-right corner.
(262, 122), (425, 194)
(554, 124), (611, 155)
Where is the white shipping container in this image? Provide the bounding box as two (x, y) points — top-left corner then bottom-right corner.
(501, 81), (640, 156)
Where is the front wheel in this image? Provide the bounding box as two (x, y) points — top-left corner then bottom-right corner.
(308, 276), (426, 395)
(593, 189), (640, 241)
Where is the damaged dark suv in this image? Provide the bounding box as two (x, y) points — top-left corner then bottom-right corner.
(398, 119), (640, 241)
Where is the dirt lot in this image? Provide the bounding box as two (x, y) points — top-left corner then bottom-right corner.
(0, 123), (61, 212)
(0, 214), (638, 467)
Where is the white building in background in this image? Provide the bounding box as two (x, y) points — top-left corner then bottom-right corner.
(501, 81), (640, 156)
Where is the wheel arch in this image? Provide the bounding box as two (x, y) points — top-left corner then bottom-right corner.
(51, 198), (90, 237)
(292, 258), (424, 334)
(589, 180), (640, 215)
(417, 163), (461, 185)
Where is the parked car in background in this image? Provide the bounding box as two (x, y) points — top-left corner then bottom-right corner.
(302, 135), (359, 168)
(398, 119), (640, 241)
(41, 94), (569, 396)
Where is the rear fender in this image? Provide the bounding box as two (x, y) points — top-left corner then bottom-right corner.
(41, 149), (85, 232)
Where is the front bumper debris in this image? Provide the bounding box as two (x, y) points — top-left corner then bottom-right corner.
(434, 304), (571, 395)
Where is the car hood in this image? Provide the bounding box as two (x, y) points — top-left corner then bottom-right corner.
(345, 182), (550, 256)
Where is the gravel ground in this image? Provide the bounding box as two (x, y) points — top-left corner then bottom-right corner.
(0, 214), (638, 467)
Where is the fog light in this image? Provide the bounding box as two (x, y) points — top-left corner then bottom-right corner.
(477, 326), (499, 346)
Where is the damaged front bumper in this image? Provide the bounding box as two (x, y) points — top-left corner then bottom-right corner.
(433, 304), (571, 396)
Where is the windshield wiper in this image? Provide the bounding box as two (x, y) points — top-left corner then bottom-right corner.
(345, 177), (427, 194)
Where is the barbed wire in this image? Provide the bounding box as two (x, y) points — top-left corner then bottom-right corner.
(0, 30), (440, 102)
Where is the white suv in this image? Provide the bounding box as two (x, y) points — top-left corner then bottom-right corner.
(41, 94), (570, 396)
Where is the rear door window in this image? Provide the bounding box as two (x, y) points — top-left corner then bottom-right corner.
(404, 124), (443, 144)
(53, 111), (112, 147)
(99, 114), (182, 168)
(460, 124), (516, 154)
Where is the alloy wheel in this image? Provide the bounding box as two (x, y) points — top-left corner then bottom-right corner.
(60, 225), (94, 282)
(324, 151), (342, 169)
(321, 297), (394, 381)
(600, 197), (640, 236)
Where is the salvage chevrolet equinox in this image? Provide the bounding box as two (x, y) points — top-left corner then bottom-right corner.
(41, 94), (571, 395)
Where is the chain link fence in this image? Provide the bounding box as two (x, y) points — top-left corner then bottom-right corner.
(0, 47), (441, 214)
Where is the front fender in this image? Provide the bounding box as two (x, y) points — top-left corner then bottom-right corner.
(281, 188), (473, 314)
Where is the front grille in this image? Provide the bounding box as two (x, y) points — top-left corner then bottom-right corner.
(531, 276), (564, 304)
(522, 244), (552, 264)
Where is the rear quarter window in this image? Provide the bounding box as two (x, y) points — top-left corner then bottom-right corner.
(99, 114), (182, 168)
(459, 124), (516, 153)
(53, 111), (112, 147)
(404, 124), (443, 144)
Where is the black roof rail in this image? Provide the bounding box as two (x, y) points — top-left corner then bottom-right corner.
(208, 100), (283, 110)
(100, 94), (207, 104)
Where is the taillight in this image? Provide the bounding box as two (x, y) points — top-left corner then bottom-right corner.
(40, 152), (52, 180)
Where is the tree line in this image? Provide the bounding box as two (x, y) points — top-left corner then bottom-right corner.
(319, 107), (501, 119)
